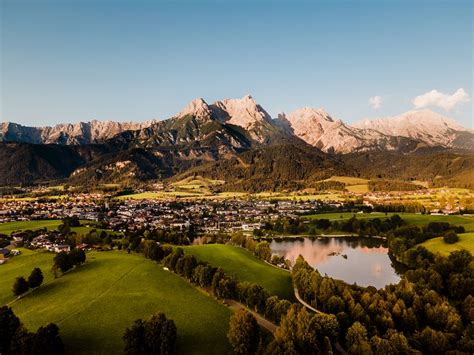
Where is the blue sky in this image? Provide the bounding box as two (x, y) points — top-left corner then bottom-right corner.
(1, 0), (472, 127)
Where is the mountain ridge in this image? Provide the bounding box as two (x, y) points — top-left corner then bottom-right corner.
(1, 95), (473, 186)
(353, 110), (474, 150)
(3, 96), (471, 152)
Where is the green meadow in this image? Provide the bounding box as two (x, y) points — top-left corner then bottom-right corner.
(0, 220), (64, 235)
(4, 251), (232, 355)
(421, 232), (474, 256)
(0, 220), (120, 237)
(183, 244), (294, 301)
(0, 248), (54, 305)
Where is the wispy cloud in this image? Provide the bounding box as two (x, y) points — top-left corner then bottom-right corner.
(412, 88), (470, 111)
(369, 96), (382, 109)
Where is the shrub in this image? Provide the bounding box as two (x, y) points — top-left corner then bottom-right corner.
(443, 231), (459, 244)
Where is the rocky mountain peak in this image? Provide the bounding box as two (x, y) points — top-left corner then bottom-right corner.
(175, 98), (212, 120)
(287, 107), (335, 124)
(352, 109), (473, 149)
(210, 95), (273, 129)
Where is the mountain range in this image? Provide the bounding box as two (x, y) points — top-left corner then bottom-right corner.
(1, 95), (473, 188)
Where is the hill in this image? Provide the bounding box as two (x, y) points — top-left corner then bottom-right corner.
(1, 96), (473, 187)
(173, 143), (349, 192)
(341, 150), (474, 188)
(183, 244), (294, 300)
(5, 251), (232, 354)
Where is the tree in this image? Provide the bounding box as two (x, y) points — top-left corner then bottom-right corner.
(28, 267), (44, 288)
(443, 231), (459, 244)
(416, 327), (449, 354)
(10, 326), (34, 354)
(227, 309), (260, 355)
(13, 276), (29, 296)
(346, 322), (372, 355)
(57, 223), (71, 236)
(69, 249), (86, 265)
(255, 241), (271, 262)
(123, 313), (176, 355)
(33, 323), (64, 355)
(0, 306), (21, 353)
(62, 216), (80, 227)
(145, 313), (177, 355)
(246, 284), (269, 313)
(123, 319), (146, 355)
(53, 252), (73, 273)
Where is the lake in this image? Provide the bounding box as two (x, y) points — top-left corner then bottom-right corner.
(270, 237), (401, 288)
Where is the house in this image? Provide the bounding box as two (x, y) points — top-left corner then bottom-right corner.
(77, 243), (90, 250)
(0, 248), (11, 260)
(54, 244), (71, 253)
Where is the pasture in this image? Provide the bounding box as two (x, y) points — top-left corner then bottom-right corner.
(0, 220), (64, 235)
(183, 244), (294, 301)
(0, 248), (54, 306)
(0, 220), (118, 237)
(421, 232), (474, 256)
(8, 251), (232, 355)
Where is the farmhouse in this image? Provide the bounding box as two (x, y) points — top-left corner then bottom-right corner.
(0, 248), (11, 261)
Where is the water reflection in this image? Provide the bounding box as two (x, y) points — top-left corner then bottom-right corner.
(270, 237), (400, 289)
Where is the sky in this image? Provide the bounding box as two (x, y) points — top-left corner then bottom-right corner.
(1, 0), (473, 128)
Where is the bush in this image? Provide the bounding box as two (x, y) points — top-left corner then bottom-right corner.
(443, 231), (459, 244)
(12, 277), (29, 296)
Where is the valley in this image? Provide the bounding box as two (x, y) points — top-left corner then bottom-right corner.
(2, 1), (473, 353)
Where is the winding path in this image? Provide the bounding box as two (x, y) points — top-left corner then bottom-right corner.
(293, 287), (321, 314)
(225, 299), (277, 333)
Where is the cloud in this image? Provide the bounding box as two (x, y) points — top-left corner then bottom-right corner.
(412, 88), (470, 111)
(369, 96), (382, 109)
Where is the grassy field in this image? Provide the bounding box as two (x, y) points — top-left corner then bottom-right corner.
(7, 251), (232, 355)
(421, 232), (474, 256)
(0, 220), (117, 236)
(115, 191), (205, 200)
(323, 176), (369, 185)
(346, 184), (370, 193)
(183, 244), (294, 301)
(0, 248), (54, 305)
(0, 220), (64, 235)
(115, 190), (253, 201)
(254, 191), (350, 202)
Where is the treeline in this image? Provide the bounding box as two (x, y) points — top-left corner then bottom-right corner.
(254, 214), (406, 237)
(373, 203), (427, 213)
(369, 179), (425, 192)
(0, 306), (63, 355)
(387, 223), (471, 304)
(228, 234), (290, 268)
(291, 222), (474, 353)
(309, 180), (346, 191)
(116, 225), (198, 250)
(388, 222), (465, 264)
